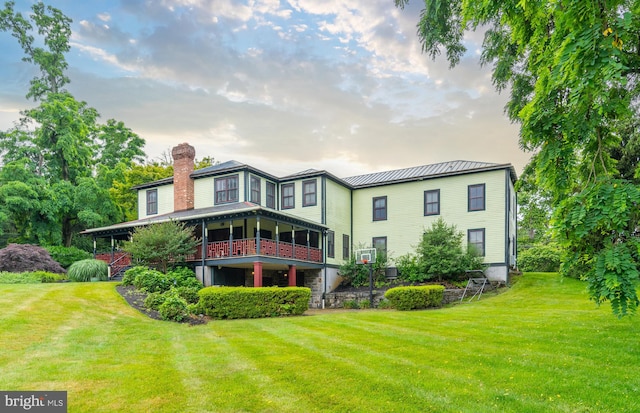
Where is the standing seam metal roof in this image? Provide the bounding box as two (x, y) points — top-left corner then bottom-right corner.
(342, 160), (514, 188)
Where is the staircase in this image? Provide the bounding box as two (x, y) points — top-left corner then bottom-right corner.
(96, 251), (131, 281)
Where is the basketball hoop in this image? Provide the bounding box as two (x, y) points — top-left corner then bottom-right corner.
(362, 258), (368, 265)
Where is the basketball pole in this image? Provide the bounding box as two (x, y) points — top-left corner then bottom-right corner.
(368, 261), (373, 305)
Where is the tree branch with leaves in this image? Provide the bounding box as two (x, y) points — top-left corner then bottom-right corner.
(398, 0), (640, 315)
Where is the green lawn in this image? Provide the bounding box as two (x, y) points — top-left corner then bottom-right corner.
(1, 273), (639, 412)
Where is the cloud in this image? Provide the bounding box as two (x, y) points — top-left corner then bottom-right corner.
(0, 0), (530, 180)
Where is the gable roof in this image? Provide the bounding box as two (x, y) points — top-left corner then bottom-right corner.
(191, 160), (246, 176)
(133, 159), (517, 191)
(342, 160), (516, 188)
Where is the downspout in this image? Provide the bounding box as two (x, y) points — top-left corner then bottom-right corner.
(322, 228), (327, 309)
(504, 169), (510, 283)
(514, 177), (518, 279)
(322, 176), (327, 309)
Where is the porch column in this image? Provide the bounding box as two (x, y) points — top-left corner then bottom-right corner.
(201, 222), (207, 266)
(229, 221), (233, 256)
(275, 222), (280, 257)
(256, 216), (261, 255)
(288, 265), (297, 287)
(110, 236), (115, 262)
(92, 238), (97, 258)
(253, 261), (263, 287)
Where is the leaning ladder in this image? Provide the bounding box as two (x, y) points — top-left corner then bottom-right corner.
(460, 270), (488, 302)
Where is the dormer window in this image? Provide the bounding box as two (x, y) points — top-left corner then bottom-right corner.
(146, 189), (158, 215)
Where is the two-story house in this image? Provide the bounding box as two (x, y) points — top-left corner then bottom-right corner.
(83, 143), (517, 307)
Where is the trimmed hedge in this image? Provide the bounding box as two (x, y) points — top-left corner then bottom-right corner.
(384, 285), (445, 310)
(197, 287), (311, 319)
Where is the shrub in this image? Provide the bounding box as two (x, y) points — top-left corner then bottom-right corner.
(377, 299), (393, 309)
(384, 285), (445, 310)
(45, 246), (92, 269)
(121, 266), (148, 286)
(0, 244), (66, 274)
(132, 268), (173, 293)
(144, 292), (167, 310)
(395, 253), (425, 283)
(339, 248), (388, 287)
(158, 293), (189, 322)
(173, 286), (201, 304)
(359, 299), (371, 309)
(122, 221), (200, 273)
(518, 243), (562, 272)
(0, 271), (49, 284)
(67, 259), (109, 282)
(187, 302), (202, 315)
(32, 271), (65, 283)
(408, 218), (485, 282)
(167, 267), (201, 289)
(198, 287), (311, 319)
(343, 300), (360, 309)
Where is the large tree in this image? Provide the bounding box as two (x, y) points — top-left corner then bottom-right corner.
(397, 0), (640, 315)
(0, 1), (145, 247)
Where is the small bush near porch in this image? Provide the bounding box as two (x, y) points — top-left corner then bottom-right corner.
(197, 286), (311, 319)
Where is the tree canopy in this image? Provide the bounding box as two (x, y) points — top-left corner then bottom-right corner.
(0, 1), (145, 247)
(397, 0), (640, 315)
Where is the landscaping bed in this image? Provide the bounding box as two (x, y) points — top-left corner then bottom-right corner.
(116, 284), (207, 325)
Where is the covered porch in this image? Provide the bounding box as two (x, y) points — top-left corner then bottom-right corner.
(82, 202), (328, 288)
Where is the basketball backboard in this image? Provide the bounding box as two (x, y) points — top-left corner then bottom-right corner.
(355, 248), (376, 265)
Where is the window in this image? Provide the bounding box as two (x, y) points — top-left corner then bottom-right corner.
(372, 236), (387, 256)
(146, 189), (158, 215)
(250, 176), (261, 204)
(373, 196), (387, 221)
(215, 175), (239, 204)
(468, 184), (485, 211)
(266, 182), (276, 208)
(343, 234), (350, 260)
(303, 179), (317, 207)
(282, 183), (295, 209)
(424, 189), (440, 215)
(468, 229), (485, 256)
(327, 231), (335, 258)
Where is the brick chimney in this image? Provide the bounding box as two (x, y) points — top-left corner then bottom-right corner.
(172, 143), (195, 211)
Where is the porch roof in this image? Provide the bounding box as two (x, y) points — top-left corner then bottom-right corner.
(81, 202), (328, 237)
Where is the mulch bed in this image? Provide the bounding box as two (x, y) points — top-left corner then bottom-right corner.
(116, 284), (208, 325)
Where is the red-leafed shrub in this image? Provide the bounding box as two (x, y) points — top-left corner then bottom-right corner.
(0, 244), (66, 274)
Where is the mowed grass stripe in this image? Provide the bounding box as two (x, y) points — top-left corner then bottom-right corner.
(1, 274), (640, 412)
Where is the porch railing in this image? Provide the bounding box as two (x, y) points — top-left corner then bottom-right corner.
(95, 251), (131, 278)
(187, 237), (322, 263)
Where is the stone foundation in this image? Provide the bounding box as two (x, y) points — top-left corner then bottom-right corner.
(323, 283), (500, 309)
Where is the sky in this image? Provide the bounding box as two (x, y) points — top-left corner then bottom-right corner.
(0, 0), (532, 179)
